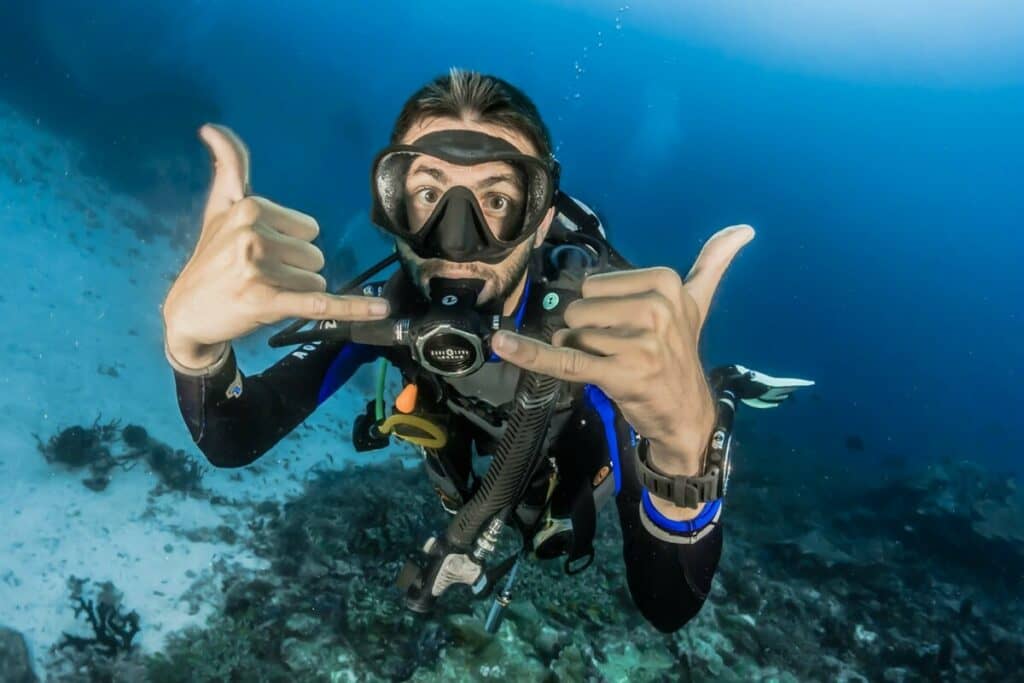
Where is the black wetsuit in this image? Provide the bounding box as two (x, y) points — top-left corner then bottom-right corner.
(169, 247), (724, 633)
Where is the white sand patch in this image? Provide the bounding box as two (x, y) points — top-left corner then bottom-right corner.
(0, 101), (410, 677)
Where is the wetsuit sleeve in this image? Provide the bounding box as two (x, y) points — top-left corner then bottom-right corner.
(169, 336), (380, 468)
(581, 385), (723, 633)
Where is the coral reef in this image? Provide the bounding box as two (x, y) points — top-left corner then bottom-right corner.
(122, 454), (1023, 681)
(36, 418), (204, 494)
(56, 577), (140, 658)
(28, 449), (1017, 681)
(46, 576), (147, 682)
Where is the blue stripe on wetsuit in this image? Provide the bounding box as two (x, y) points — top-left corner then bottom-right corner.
(641, 490), (722, 534)
(317, 342), (382, 405)
(583, 384), (622, 496)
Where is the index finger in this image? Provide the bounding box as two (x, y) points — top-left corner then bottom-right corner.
(269, 291), (391, 322)
(491, 331), (609, 385)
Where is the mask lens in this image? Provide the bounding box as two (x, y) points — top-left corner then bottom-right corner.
(374, 150), (417, 233)
(374, 151), (546, 242)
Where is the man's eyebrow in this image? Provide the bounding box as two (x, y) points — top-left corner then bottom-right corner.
(476, 173), (523, 191)
(410, 165), (448, 183)
(409, 165), (523, 191)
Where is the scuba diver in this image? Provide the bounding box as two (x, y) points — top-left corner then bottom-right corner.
(161, 68), (813, 634)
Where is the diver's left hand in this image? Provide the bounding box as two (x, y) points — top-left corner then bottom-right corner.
(492, 225), (755, 476)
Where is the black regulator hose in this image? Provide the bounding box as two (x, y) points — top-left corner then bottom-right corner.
(443, 283), (573, 551)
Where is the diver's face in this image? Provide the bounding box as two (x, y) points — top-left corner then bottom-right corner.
(395, 116), (555, 309)
(403, 156), (526, 240)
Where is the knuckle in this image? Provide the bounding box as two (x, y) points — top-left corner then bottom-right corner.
(654, 266), (683, 291)
(654, 268), (685, 312)
(336, 296), (358, 318)
(307, 293), (329, 318)
(237, 229), (264, 263)
(240, 260), (262, 284)
(646, 293), (673, 330)
(561, 350), (587, 378)
(234, 196), (261, 224)
(639, 336), (660, 362)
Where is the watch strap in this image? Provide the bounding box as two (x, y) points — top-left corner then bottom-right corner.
(636, 388), (737, 508)
(637, 437), (722, 508)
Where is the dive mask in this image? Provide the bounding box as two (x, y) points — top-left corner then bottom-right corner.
(370, 129), (560, 264)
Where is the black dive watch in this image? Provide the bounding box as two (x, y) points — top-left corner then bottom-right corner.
(636, 389), (736, 509)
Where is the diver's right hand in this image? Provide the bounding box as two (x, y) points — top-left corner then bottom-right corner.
(161, 123), (390, 370)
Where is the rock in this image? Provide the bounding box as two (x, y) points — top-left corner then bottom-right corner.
(596, 639), (675, 682)
(0, 626), (38, 683)
(853, 624), (877, 646)
(284, 612), (322, 639)
(534, 623), (568, 660)
(280, 637), (321, 673)
(216, 525), (238, 545)
(223, 578), (275, 618)
(550, 643), (585, 681)
(82, 475), (111, 492)
(883, 666), (909, 682)
(446, 613), (493, 652)
(255, 500), (280, 516)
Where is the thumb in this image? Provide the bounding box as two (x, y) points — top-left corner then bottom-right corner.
(684, 224), (756, 324)
(198, 123), (251, 228)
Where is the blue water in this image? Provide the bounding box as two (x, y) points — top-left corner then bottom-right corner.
(2, 1), (1022, 678)
(5, 1), (1019, 475)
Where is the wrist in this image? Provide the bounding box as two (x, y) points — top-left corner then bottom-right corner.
(164, 331), (230, 374)
(646, 402), (716, 477)
(645, 439), (707, 521)
(636, 392), (723, 519)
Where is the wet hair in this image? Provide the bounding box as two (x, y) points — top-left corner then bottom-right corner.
(390, 67), (554, 161)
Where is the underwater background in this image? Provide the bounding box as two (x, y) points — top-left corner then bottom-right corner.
(0, 1), (1021, 681)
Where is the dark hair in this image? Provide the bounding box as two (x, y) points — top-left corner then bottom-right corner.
(390, 68), (554, 161)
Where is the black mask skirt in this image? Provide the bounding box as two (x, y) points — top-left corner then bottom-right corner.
(370, 129), (559, 265)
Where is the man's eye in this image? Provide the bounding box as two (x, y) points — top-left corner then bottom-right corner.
(416, 188), (439, 203)
(485, 195), (510, 212)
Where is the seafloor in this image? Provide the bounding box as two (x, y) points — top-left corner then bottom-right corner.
(1, 104), (1021, 683)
